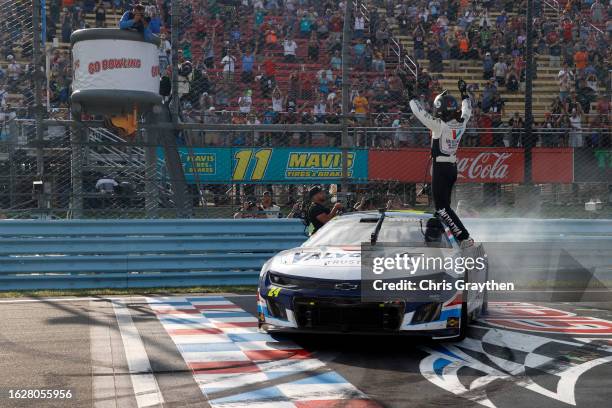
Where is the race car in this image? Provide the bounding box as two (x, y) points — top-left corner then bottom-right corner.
(257, 210), (488, 340)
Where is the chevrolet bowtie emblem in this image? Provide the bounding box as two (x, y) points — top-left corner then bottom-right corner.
(334, 283), (359, 290)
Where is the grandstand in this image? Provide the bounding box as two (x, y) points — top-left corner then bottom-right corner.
(0, 0), (609, 128)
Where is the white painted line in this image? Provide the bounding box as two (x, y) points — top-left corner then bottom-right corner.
(0, 294), (256, 304)
(113, 300), (164, 408)
(90, 303), (118, 408)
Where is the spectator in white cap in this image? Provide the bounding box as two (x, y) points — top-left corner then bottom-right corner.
(95, 177), (118, 194)
(260, 191), (281, 218)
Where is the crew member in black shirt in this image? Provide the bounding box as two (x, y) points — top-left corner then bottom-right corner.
(307, 186), (343, 234)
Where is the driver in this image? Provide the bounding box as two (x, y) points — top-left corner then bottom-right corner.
(398, 70), (474, 249)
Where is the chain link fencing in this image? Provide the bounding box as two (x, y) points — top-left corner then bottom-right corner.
(0, 119), (610, 220)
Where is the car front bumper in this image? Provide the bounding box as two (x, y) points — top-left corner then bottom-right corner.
(257, 279), (464, 338)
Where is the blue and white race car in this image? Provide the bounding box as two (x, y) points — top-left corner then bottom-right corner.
(257, 210), (488, 340)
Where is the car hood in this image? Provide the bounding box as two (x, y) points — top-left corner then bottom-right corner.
(267, 245), (456, 281)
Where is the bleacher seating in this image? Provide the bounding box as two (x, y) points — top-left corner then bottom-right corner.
(0, 0), (609, 133)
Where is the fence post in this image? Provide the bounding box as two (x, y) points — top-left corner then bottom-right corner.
(524, 0), (535, 183)
(341, 0), (353, 190)
(32, 0), (46, 212)
(171, 0), (180, 120)
(70, 121), (84, 218)
(144, 115), (159, 218)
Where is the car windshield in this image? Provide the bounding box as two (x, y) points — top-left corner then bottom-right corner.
(303, 215), (452, 248)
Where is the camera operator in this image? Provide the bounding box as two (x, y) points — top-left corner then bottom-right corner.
(307, 186), (342, 234)
(119, 3), (153, 41)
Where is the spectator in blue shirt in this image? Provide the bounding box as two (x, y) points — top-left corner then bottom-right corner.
(119, 4), (153, 41)
(148, 10), (161, 34)
(496, 10), (507, 29)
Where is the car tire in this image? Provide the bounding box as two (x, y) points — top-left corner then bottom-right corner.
(450, 271), (470, 342)
(457, 301), (469, 341)
(481, 288), (489, 315)
(481, 257), (489, 315)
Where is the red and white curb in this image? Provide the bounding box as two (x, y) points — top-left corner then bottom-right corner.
(147, 296), (379, 408)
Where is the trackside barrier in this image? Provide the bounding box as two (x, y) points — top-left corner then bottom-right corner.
(463, 219), (612, 241)
(0, 219), (307, 290)
(0, 218), (609, 291)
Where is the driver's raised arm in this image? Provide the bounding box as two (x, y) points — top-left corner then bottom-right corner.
(409, 99), (442, 133)
(460, 98), (472, 123)
(397, 69), (442, 132)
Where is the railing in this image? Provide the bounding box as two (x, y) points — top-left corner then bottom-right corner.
(543, 0), (561, 20)
(355, 0), (418, 80)
(543, 0), (605, 35)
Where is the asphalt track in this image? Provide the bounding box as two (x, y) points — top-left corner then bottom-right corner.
(0, 293), (611, 408)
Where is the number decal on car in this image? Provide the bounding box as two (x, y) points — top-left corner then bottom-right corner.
(267, 287), (281, 297)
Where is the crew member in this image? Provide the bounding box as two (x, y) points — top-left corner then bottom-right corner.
(307, 186), (342, 234)
(119, 3), (153, 41)
(399, 70), (474, 248)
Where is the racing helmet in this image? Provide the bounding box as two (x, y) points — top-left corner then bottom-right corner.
(433, 90), (459, 122)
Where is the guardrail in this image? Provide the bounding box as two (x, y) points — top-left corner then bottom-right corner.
(0, 218), (609, 291)
(464, 218), (612, 241)
(0, 219), (307, 291)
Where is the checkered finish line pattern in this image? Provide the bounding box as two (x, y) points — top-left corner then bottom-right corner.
(147, 296), (378, 408)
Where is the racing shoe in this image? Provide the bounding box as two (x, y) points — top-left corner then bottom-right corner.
(459, 237), (475, 249)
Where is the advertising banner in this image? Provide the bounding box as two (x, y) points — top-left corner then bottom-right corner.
(531, 148), (574, 183)
(160, 147), (369, 184)
(72, 39), (160, 93)
(573, 148), (612, 183)
(369, 148), (525, 183)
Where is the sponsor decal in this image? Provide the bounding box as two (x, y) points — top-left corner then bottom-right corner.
(456, 152), (515, 181)
(285, 152), (355, 178)
(419, 302), (612, 407)
(292, 251), (361, 266)
(450, 129), (463, 140)
(267, 287), (281, 297)
(158, 147), (368, 184)
(87, 58), (142, 75)
(72, 39), (159, 93)
(182, 152), (217, 176)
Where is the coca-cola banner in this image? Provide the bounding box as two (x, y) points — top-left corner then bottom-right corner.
(532, 148), (573, 183)
(369, 148), (525, 183)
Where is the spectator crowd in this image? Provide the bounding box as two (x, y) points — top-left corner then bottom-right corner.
(0, 0), (609, 148)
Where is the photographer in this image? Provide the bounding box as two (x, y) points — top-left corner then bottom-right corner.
(119, 3), (153, 41)
(307, 186), (342, 234)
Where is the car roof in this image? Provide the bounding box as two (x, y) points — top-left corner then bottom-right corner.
(339, 209), (434, 220)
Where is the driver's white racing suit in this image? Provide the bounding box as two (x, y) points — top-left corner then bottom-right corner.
(409, 98), (472, 242)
